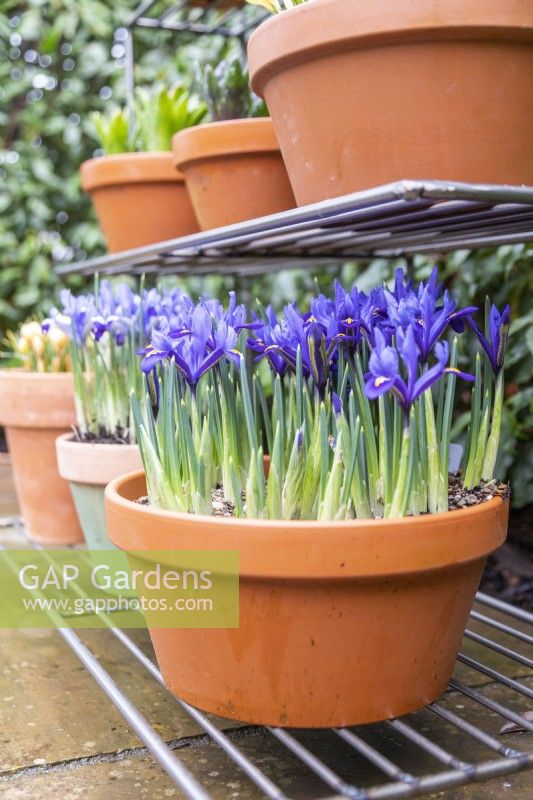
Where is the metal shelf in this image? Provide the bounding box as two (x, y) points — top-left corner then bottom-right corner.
(127, 0), (267, 39)
(57, 180), (533, 277)
(2, 523), (532, 800)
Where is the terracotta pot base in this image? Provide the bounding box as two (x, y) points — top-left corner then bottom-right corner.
(173, 118), (295, 230)
(81, 153), (199, 252)
(0, 371), (83, 545)
(106, 471), (508, 728)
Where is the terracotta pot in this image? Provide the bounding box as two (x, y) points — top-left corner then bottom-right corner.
(172, 118), (295, 230)
(0, 371), (83, 545)
(56, 434), (142, 550)
(80, 152), (199, 252)
(248, 0), (533, 206)
(105, 470), (508, 728)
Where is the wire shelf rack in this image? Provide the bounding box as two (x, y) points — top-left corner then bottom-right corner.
(2, 522), (532, 800)
(56, 180), (533, 277)
(127, 0), (267, 40)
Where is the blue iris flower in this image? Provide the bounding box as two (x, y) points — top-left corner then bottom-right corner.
(384, 270), (477, 362)
(247, 306), (289, 377)
(364, 326), (474, 412)
(46, 289), (96, 344)
(140, 298), (242, 387)
(468, 303), (511, 374)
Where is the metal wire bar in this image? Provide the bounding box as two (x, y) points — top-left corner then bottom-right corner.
(55, 180), (533, 276)
(129, 0), (267, 38)
(429, 704), (526, 759)
(476, 592), (533, 624)
(449, 679), (533, 732)
(334, 729), (416, 784)
(457, 652), (533, 699)
(464, 629), (533, 668)
(386, 719), (473, 772)
(108, 628), (290, 800)
(469, 609), (533, 645)
(56, 627), (212, 800)
(28, 543), (290, 800)
(363, 757), (530, 800)
(268, 728), (364, 799)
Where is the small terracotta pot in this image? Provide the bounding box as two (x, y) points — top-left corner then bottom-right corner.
(0, 371), (83, 545)
(80, 152), (199, 252)
(106, 470), (508, 728)
(56, 434), (142, 550)
(172, 118), (295, 230)
(248, 0), (533, 206)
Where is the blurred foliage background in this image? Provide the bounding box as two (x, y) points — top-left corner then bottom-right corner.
(0, 1), (531, 506)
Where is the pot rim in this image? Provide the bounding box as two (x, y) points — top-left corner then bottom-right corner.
(80, 152), (186, 191)
(106, 468), (505, 530)
(56, 432), (142, 486)
(0, 369), (75, 429)
(248, 0), (533, 96)
(105, 470), (509, 578)
(0, 369), (72, 381)
(172, 118), (281, 170)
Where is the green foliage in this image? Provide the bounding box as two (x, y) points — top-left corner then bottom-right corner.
(91, 85), (207, 154)
(90, 108), (131, 154)
(136, 85), (206, 151)
(202, 58), (267, 121)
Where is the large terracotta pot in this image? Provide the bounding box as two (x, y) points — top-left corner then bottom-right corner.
(0, 372), (83, 545)
(248, 0), (533, 206)
(80, 152), (199, 252)
(56, 434), (142, 550)
(106, 470), (508, 728)
(172, 118), (295, 230)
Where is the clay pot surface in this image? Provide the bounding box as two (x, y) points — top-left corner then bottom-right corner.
(81, 152), (199, 252)
(56, 434), (142, 550)
(105, 470), (508, 728)
(248, 0), (533, 205)
(0, 371), (83, 544)
(172, 118), (295, 230)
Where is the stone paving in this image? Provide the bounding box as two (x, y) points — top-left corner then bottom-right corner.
(0, 456), (531, 800)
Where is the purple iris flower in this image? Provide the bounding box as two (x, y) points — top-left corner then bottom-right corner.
(247, 307), (288, 377)
(139, 328), (181, 372)
(390, 267), (416, 301)
(275, 304), (333, 389)
(332, 391), (343, 416)
(47, 289), (96, 344)
(310, 282), (369, 351)
(384, 277), (477, 362)
(90, 281), (141, 344)
(248, 303), (334, 388)
(204, 292), (259, 334)
(141, 288), (193, 339)
(468, 304), (511, 374)
(172, 305), (240, 387)
(140, 302), (241, 387)
(364, 326), (474, 412)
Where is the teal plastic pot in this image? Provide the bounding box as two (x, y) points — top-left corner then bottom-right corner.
(55, 433), (143, 550)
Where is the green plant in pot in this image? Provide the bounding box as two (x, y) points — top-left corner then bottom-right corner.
(105, 270), (510, 728)
(0, 321), (83, 545)
(81, 86), (207, 253)
(246, 0), (533, 205)
(172, 57), (294, 231)
(52, 280), (193, 550)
